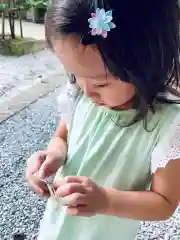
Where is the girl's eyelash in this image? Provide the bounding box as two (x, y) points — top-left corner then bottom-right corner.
(95, 84), (107, 88)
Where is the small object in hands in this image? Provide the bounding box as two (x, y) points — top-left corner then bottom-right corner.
(13, 233), (26, 240)
(46, 182), (56, 197)
(34, 173), (56, 198)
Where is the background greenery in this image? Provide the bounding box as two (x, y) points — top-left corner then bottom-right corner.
(17, 0), (48, 9)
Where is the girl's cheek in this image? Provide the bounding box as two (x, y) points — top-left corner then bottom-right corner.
(102, 91), (116, 103)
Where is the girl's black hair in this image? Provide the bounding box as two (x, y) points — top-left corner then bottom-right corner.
(45, 0), (180, 116)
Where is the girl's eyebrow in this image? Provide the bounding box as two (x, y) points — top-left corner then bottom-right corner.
(77, 71), (111, 79)
(87, 76), (109, 85)
(76, 73), (105, 79)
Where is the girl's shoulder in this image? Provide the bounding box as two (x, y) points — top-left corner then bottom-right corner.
(151, 103), (180, 174)
(156, 102), (180, 133)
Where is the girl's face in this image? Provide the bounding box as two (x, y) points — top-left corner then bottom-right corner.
(53, 36), (135, 109)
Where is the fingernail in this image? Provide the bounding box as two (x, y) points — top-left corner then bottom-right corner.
(38, 170), (45, 179)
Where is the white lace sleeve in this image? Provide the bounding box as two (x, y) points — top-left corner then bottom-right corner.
(57, 82), (78, 129)
(151, 113), (180, 174)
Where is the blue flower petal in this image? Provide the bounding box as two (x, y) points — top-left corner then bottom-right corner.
(96, 8), (100, 16)
(99, 9), (106, 20)
(89, 22), (94, 28)
(106, 10), (112, 17)
(108, 22), (116, 29)
(103, 23), (110, 31)
(105, 16), (112, 23)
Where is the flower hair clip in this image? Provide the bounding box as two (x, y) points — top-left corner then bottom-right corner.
(88, 8), (116, 39)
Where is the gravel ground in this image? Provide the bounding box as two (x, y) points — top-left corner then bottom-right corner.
(0, 50), (62, 103)
(0, 90), (60, 240)
(0, 90), (180, 240)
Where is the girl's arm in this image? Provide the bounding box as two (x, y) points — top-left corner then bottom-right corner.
(104, 159), (180, 221)
(47, 120), (68, 156)
(104, 113), (180, 221)
(48, 81), (78, 155)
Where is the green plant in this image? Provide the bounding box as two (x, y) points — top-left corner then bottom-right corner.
(26, 0), (48, 8)
(0, 3), (8, 10)
(14, 0), (30, 9)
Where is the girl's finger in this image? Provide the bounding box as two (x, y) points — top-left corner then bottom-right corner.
(38, 155), (57, 179)
(28, 152), (46, 175)
(53, 179), (67, 188)
(28, 177), (50, 197)
(55, 183), (86, 197)
(62, 193), (87, 206)
(64, 176), (89, 184)
(28, 178), (44, 196)
(54, 176), (90, 189)
(54, 176), (89, 188)
(66, 206), (93, 217)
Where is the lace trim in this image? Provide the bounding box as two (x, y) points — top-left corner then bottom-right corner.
(151, 113), (180, 173)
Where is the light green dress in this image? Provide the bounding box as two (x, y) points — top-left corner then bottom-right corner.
(38, 85), (180, 240)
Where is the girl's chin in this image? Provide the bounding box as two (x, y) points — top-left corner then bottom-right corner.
(93, 101), (107, 107)
(92, 99), (111, 108)
(96, 102), (105, 106)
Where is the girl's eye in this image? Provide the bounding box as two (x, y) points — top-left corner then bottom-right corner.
(95, 84), (107, 88)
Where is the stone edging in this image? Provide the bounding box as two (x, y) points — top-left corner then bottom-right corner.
(0, 72), (65, 123)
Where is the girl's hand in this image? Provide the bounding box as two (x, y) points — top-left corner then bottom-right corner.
(26, 150), (65, 197)
(54, 176), (109, 217)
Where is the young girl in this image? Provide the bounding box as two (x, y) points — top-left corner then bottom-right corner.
(26, 0), (180, 239)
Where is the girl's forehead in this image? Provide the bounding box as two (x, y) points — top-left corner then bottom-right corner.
(53, 36), (107, 79)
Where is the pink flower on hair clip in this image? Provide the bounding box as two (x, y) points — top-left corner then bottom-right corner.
(88, 8), (116, 38)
